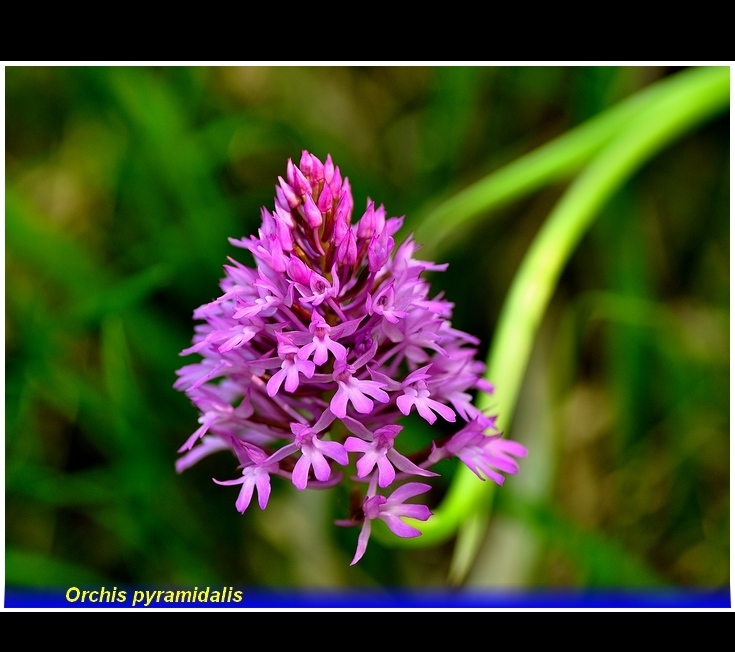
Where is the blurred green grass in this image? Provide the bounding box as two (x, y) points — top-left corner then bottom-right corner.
(5, 65), (729, 590)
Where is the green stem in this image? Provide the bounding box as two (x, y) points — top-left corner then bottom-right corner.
(377, 65), (729, 549)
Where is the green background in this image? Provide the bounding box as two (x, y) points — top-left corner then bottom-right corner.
(5, 65), (729, 589)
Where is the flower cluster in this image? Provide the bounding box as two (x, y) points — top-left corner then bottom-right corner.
(175, 151), (527, 564)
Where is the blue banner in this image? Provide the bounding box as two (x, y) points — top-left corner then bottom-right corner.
(4, 587), (731, 609)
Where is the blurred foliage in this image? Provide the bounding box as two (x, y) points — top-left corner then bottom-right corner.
(5, 65), (729, 591)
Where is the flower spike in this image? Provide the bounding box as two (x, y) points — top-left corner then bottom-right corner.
(175, 152), (526, 563)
